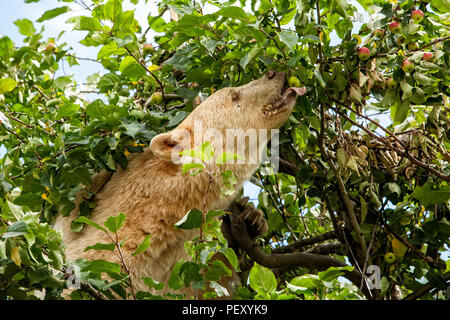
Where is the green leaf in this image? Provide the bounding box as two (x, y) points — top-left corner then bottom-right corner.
(168, 260), (185, 290)
(222, 247), (239, 271)
(13, 193), (42, 207)
(180, 261), (203, 286)
(318, 266), (354, 282)
(132, 235), (151, 256)
(278, 30), (298, 51)
(258, 0), (273, 14)
(82, 259), (121, 274)
(314, 69), (326, 87)
(14, 19), (35, 37)
(97, 42), (126, 60)
(84, 243), (116, 252)
(0, 78), (18, 93)
(56, 103), (80, 120)
(97, 73), (120, 93)
(209, 281), (230, 297)
(67, 16), (102, 31)
(6, 200), (24, 220)
(289, 274), (322, 290)
(71, 168), (93, 186)
(412, 182), (450, 207)
(240, 46), (262, 69)
(413, 73), (436, 86)
(104, 212), (126, 233)
(182, 162), (205, 175)
(86, 99), (104, 119)
(221, 170), (237, 196)
(387, 182), (401, 196)
(394, 100), (410, 124)
(104, 0), (122, 22)
(74, 216), (107, 233)
(201, 141), (214, 161)
(119, 56), (146, 80)
(217, 6), (251, 22)
(248, 262), (277, 294)
(37, 6), (71, 22)
(205, 260), (232, 281)
(142, 277), (164, 290)
(1, 221), (28, 238)
(166, 111), (188, 128)
(174, 208), (203, 230)
(430, 0), (450, 14)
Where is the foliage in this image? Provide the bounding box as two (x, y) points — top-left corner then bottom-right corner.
(1, 0), (450, 300)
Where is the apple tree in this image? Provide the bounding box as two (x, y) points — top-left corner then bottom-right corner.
(0, 0), (449, 300)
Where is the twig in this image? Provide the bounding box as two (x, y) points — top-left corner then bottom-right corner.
(65, 53), (102, 64)
(411, 35), (450, 52)
(32, 85), (50, 100)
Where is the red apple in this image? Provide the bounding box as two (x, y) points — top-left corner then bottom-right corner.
(357, 47), (371, 60)
(143, 43), (154, 55)
(422, 52), (434, 61)
(389, 21), (401, 34)
(44, 43), (57, 53)
(411, 9), (424, 24)
(387, 78), (398, 89)
(402, 60), (414, 73)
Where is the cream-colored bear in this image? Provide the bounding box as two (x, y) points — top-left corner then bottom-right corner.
(54, 71), (303, 298)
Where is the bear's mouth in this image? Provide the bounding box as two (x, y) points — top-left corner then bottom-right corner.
(263, 85), (307, 116)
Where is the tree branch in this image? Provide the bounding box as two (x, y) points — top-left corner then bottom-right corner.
(227, 202), (373, 299)
(272, 231), (336, 253)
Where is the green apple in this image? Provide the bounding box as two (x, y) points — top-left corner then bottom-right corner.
(143, 43), (154, 55)
(407, 42), (419, 50)
(384, 252), (396, 264)
(387, 77), (398, 89)
(149, 92), (163, 105)
(288, 76), (301, 87)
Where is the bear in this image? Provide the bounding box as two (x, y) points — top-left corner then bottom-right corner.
(53, 70), (305, 298)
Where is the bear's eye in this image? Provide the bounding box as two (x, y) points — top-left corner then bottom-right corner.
(230, 89), (241, 102)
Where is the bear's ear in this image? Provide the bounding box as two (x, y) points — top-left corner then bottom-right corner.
(150, 129), (192, 162)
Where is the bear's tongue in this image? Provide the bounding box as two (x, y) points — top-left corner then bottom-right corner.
(273, 86), (307, 109)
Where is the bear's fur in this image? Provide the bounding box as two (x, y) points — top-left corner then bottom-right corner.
(54, 71), (300, 297)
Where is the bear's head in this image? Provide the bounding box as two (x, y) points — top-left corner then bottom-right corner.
(150, 71), (305, 164)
